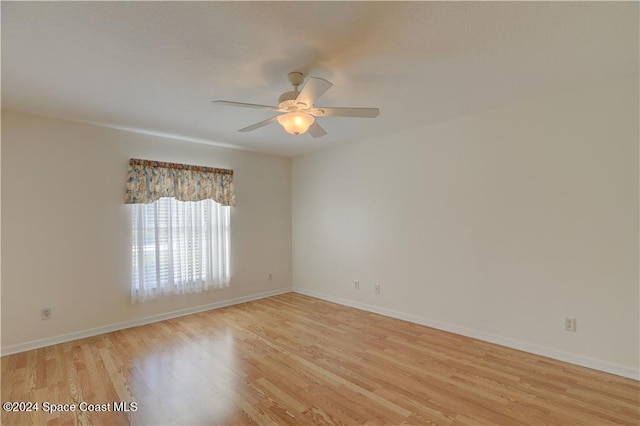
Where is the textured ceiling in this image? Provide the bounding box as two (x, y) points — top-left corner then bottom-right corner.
(2, 2), (638, 157)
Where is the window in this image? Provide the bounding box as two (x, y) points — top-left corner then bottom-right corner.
(125, 158), (234, 303)
(131, 197), (230, 302)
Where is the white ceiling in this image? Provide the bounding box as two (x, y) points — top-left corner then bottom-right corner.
(2, 2), (637, 157)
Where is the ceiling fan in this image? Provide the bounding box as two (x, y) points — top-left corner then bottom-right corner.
(212, 72), (379, 138)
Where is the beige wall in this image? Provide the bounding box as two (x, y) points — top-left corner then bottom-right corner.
(1, 110), (292, 350)
(292, 80), (639, 378)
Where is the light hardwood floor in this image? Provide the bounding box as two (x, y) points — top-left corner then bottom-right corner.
(2, 293), (639, 425)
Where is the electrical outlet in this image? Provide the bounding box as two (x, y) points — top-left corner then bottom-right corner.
(564, 317), (576, 332)
(374, 284), (381, 294)
(268, 273), (273, 281)
(354, 281), (360, 290)
(41, 306), (52, 320)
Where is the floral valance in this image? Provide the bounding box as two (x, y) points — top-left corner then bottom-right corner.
(125, 158), (235, 206)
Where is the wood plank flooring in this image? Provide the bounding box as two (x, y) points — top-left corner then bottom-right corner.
(2, 292), (639, 425)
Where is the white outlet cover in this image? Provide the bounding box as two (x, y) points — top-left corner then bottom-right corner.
(564, 318), (576, 332)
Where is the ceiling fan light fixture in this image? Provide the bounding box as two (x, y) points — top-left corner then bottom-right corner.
(277, 112), (314, 135)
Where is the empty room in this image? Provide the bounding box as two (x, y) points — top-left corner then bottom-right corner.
(1, 1), (638, 425)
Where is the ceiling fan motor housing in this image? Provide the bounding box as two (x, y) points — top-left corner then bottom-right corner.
(280, 71), (308, 110)
(278, 90), (301, 110)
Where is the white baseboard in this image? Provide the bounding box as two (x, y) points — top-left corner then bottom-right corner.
(1, 288), (292, 356)
(293, 287), (639, 381)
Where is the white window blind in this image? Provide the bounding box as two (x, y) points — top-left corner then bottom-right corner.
(131, 197), (230, 302)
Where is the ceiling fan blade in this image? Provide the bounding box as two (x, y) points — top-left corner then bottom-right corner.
(213, 100), (280, 111)
(307, 121), (327, 138)
(238, 116), (279, 132)
(296, 77), (333, 108)
(309, 107), (380, 118)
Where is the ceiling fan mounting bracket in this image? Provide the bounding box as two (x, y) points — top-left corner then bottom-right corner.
(287, 71), (304, 88)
